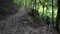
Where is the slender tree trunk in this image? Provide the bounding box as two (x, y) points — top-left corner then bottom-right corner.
(42, 5), (44, 22)
(24, 0), (25, 7)
(43, 6), (44, 16)
(30, 0), (32, 8)
(56, 14), (59, 32)
(35, 0), (36, 10)
(52, 0), (54, 26)
(56, 0), (60, 32)
(46, 6), (48, 15)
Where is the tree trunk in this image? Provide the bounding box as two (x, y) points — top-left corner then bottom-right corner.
(35, 0), (36, 10)
(56, 0), (60, 32)
(52, 0), (54, 26)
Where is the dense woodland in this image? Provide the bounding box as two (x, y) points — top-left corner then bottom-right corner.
(13, 0), (58, 26)
(0, 0), (60, 34)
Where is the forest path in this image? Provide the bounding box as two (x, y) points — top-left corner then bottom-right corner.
(16, 6), (59, 34)
(10, 6), (59, 34)
(0, 6), (59, 34)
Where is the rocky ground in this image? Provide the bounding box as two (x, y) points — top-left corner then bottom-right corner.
(0, 6), (59, 34)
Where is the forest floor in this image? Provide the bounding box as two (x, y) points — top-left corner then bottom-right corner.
(14, 6), (59, 34)
(28, 25), (59, 34)
(0, 6), (59, 34)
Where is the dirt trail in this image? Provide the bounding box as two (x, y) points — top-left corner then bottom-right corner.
(0, 6), (59, 34)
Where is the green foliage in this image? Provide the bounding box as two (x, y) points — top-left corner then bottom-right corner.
(13, 0), (58, 21)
